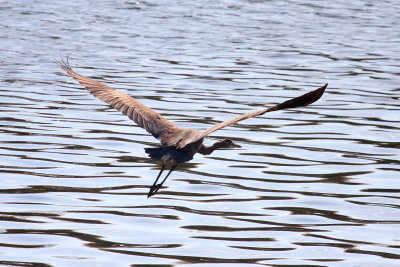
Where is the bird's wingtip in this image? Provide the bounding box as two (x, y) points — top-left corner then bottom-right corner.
(310, 83), (327, 104)
(314, 83), (328, 99)
(53, 56), (72, 71)
(319, 83), (328, 91)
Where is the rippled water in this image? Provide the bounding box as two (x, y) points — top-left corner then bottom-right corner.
(1, 0), (399, 266)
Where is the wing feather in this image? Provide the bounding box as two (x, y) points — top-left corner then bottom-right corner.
(58, 59), (326, 150)
(58, 60), (180, 145)
(178, 84), (327, 148)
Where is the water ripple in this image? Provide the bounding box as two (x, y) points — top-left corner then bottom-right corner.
(1, 0), (399, 266)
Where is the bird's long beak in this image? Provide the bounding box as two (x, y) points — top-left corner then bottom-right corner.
(232, 142), (241, 148)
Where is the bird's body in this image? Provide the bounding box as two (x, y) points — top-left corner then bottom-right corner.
(57, 58), (327, 197)
(145, 137), (203, 164)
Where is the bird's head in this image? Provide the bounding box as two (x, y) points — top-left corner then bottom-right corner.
(217, 138), (241, 149)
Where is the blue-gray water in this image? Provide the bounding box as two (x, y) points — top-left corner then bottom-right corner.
(1, 0), (399, 266)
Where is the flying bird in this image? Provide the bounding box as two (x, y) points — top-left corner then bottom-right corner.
(57, 58), (327, 197)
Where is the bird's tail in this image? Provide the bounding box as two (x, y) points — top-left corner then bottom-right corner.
(145, 147), (169, 161)
(144, 146), (194, 163)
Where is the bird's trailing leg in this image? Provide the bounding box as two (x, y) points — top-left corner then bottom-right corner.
(147, 164), (177, 198)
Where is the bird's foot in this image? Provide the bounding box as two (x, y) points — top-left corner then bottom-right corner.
(147, 164), (177, 198)
(147, 184), (163, 198)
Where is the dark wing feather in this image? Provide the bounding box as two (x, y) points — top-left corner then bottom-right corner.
(179, 84), (327, 148)
(58, 60), (180, 145)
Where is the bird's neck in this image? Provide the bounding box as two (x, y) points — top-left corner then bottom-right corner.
(198, 141), (226, 155)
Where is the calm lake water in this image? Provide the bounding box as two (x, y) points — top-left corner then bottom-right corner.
(1, 0), (399, 266)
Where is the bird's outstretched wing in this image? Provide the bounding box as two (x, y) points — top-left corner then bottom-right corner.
(177, 84), (327, 148)
(57, 59), (181, 145)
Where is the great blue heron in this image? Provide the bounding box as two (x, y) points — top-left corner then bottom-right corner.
(57, 59), (327, 197)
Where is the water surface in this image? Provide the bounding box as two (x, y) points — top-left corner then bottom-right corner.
(1, 0), (399, 266)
